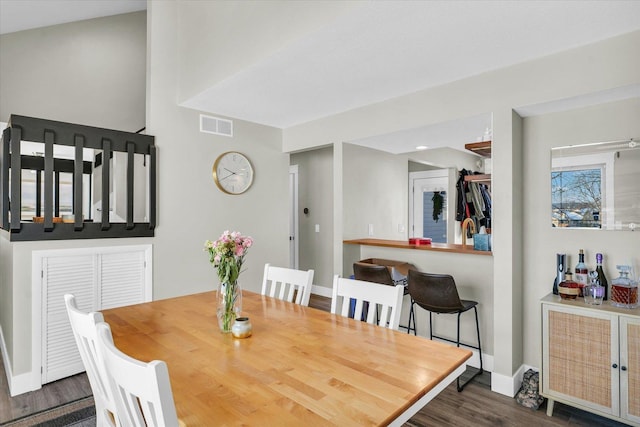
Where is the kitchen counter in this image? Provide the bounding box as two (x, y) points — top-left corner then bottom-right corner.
(343, 238), (492, 256)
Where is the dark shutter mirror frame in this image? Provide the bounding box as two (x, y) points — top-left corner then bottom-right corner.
(0, 115), (156, 241)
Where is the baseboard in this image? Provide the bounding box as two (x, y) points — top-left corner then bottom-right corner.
(491, 363), (538, 397)
(311, 285), (332, 298)
(0, 324), (40, 396)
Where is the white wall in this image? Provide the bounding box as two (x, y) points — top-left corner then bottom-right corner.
(343, 143), (409, 241)
(522, 97), (640, 369)
(147, 2), (290, 301)
(290, 147), (334, 289)
(0, 12), (146, 130)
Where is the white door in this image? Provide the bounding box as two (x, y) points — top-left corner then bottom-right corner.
(289, 165), (299, 269)
(409, 170), (452, 243)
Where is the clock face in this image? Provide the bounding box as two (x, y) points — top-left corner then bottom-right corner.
(212, 152), (254, 195)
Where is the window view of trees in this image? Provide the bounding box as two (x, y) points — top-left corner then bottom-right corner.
(551, 168), (602, 228)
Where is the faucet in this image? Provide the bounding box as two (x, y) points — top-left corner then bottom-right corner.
(461, 218), (476, 248)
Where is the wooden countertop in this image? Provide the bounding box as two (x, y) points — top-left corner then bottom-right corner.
(103, 291), (471, 426)
(541, 293), (640, 318)
(343, 238), (492, 256)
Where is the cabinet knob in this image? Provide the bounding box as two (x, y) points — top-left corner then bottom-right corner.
(612, 363), (618, 369)
(621, 366), (627, 371)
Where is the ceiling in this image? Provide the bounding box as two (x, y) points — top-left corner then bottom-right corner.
(2, 1), (640, 154)
(0, 0), (146, 35)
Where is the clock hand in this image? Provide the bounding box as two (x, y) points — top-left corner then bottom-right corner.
(219, 172), (234, 181)
(224, 167), (238, 176)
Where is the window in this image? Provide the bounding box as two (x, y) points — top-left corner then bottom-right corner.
(551, 152), (614, 229)
(551, 168), (602, 228)
(422, 190), (447, 243)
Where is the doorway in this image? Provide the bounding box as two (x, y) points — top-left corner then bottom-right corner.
(409, 169), (453, 243)
(289, 164), (299, 269)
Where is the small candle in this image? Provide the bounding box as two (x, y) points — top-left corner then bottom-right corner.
(231, 317), (252, 338)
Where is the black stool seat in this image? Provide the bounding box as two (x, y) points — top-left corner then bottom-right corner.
(407, 270), (483, 391)
(353, 262), (415, 333)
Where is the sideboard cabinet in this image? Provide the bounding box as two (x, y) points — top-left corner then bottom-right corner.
(541, 294), (640, 426)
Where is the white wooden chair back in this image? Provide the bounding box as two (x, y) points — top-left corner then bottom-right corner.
(261, 263), (314, 306)
(64, 294), (118, 427)
(96, 322), (181, 427)
(330, 275), (404, 330)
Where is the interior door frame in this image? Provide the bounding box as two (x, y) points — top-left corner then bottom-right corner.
(289, 164), (299, 269)
(409, 169), (455, 243)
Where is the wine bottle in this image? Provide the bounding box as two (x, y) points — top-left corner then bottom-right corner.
(575, 249), (589, 294)
(595, 253), (608, 301)
(552, 253), (566, 295)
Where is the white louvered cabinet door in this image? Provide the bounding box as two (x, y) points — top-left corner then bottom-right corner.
(100, 250), (146, 310)
(39, 245), (151, 385)
(42, 254), (96, 384)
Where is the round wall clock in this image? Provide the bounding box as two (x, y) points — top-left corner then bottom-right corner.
(212, 151), (254, 195)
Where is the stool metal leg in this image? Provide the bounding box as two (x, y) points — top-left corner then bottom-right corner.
(457, 306), (483, 392)
(403, 298), (417, 335)
(410, 300), (416, 335)
(428, 312), (434, 340)
(474, 306), (483, 374)
(406, 299), (413, 334)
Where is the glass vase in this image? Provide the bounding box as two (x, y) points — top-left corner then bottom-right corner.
(216, 280), (242, 333)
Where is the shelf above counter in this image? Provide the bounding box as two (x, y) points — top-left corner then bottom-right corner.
(464, 140), (491, 157)
(343, 238), (492, 256)
(464, 173), (491, 184)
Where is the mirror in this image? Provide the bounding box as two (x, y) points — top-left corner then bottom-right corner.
(551, 138), (639, 230)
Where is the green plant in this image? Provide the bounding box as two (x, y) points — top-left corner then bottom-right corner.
(432, 192), (444, 222)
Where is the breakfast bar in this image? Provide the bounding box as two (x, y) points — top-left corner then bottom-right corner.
(343, 237), (494, 373)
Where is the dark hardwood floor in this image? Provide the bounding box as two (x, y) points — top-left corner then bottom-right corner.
(0, 353), (92, 425)
(0, 294), (626, 426)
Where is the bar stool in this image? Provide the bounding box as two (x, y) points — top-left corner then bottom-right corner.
(407, 270), (483, 391)
(353, 262), (415, 333)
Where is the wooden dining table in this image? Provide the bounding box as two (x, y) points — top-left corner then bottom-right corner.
(102, 291), (471, 426)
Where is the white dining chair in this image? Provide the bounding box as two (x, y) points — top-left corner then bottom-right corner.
(261, 263), (314, 306)
(95, 322), (183, 427)
(331, 275), (404, 330)
(64, 294), (118, 427)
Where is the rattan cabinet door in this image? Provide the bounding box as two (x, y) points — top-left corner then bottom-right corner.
(620, 316), (640, 424)
(542, 304), (619, 417)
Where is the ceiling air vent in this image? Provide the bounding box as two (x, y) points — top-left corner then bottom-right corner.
(200, 114), (233, 137)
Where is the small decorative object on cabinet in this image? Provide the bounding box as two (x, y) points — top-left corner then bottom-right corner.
(611, 265), (639, 309)
(231, 317), (252, 338)
(541, 294), (640, 425)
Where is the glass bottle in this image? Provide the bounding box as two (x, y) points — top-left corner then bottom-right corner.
(584, 271), (604, 305)
(574, 249), (589, 293)
(558, 272), (580, 300)
(595, 253), (608, 301)
(610, 265), (638, 309)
